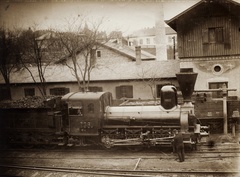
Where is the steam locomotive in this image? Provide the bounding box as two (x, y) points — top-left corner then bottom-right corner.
(0, 68), (206, 149)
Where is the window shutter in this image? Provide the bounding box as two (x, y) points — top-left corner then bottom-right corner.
(208, 28), (216, 43)
(50, 88), (54, 95)
(97, 87), (103, 92)
(116, 86), (133, 99)
(202, 28), (209, 44)
(89, 86), (103, 92)
(0, 88), (10, 100)
(65, 88), (70, 94)
(116, 86), (121, 99)
(216, 27), (223, 42)
(224, 27), (231, 49)
(24, 88), (35, 97)
(126, 86), (133, 98)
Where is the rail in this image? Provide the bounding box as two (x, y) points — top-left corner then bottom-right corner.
(1, 164), (239, 177)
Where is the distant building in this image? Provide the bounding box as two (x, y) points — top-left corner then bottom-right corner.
(127, 26), (177, 59)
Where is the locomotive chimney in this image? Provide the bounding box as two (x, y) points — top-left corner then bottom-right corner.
(176, 68), (198, 132)
(176, 68), (198, 103)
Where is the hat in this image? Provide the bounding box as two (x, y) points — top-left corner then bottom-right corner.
(172, 129), (178, 133)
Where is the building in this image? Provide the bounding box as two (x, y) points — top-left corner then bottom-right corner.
(166, 0), (240, 99)
(127, 26), (177, 59)
(0, 39), (180, 102)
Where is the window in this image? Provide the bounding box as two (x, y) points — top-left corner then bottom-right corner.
(0, 88), (10, 100)
(168, 36), (172, 43)
(212, 64), (223, 75)
(24, 88), (35, 97)
(153, 37), (156, 44)
(139, 39), (143, 45)
(69, 106), (83, 116)
(146, 38), (150, 44)
(50, 87), (70, 96)
(116, 85), (133, 99)
(88, 86), (103, 92)
(209, 82), (228, 98)
(96, 50), (101, 58)
(202, 27), (224, 44)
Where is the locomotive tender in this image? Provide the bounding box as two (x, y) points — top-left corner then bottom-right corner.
(0, 68), (204, 149)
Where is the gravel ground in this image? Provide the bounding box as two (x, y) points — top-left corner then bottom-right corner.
(1, 133), (239, 177)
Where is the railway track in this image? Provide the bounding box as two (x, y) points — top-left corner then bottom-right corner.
(0, 151), (239, 160)
(1, 143), (239, 177)
(1, 164), (239, 177)
(1, 141), (239, 151)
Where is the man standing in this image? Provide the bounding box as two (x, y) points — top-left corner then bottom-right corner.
(172, 129), (185, 162)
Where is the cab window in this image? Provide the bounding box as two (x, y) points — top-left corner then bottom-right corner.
(69, 106), (83, 116)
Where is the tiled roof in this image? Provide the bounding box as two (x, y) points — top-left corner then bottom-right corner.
(102, 41), (156, 60)
(0, 60), (180, 84)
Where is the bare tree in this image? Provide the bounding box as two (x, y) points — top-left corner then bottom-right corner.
(137, 67), (162, 102)
(0, 26), (19, 100)
(18, 26), (60, 98)
(56, 16), (106, 92)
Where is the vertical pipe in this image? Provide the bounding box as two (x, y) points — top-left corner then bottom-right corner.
(173, 36), (176, 59)
(222, 84), (228, 135)
(232, 123), (236, 137)
(223, 96), (227, 134)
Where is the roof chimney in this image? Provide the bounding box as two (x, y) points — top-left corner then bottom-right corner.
(155, 2), (167, 60)
(135, 46), (141, 65)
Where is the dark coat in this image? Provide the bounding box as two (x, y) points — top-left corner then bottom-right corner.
(173, 132), (184, 148)
(173, 132), (185, 162)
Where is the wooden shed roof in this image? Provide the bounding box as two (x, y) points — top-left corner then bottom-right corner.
(166, 0), (240, 31)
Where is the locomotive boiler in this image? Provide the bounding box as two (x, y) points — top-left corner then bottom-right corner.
(100, 68), (199, 149)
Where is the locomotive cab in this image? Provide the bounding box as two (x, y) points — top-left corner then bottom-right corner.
(60, 92), (112, 144)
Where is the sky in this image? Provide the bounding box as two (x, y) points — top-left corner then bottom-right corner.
(0, 0), (201, 35)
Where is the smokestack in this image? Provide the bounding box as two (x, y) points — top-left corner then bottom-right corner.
(155, 2), (167, 60)
(135, 46), (141, 65)
(176, 68), (198, 103)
